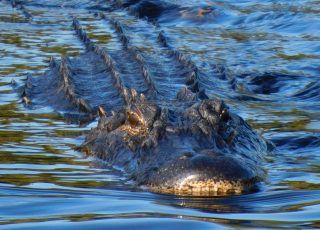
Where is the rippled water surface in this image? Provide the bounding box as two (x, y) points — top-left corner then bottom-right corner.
(0, 0), (319, 229)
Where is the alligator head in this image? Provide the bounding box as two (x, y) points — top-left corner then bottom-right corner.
(82, 89), (267, 196)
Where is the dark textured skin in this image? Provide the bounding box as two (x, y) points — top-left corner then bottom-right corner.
(18, 1), (271, 196)
(81, 91), (268, 195)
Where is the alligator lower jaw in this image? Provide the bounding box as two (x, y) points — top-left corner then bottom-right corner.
(148, 177), (260, 196)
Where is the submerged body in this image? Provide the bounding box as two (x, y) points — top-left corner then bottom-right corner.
(19, 1), (270, 196)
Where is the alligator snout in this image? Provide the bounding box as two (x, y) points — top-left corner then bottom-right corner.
(147, 152), (262, 196)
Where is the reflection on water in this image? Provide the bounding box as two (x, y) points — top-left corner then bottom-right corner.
(0, 0), (319, 229)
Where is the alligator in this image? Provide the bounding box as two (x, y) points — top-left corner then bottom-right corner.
(114, 0), (223, 24)
(18, 0), (270, 196)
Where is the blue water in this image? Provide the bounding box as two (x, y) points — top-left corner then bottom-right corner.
(0, 0), (319, 228)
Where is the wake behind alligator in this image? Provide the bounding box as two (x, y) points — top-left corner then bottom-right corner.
(19, 1), (270, 196)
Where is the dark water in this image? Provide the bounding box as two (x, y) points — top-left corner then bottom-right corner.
(0, 0), (319, 229)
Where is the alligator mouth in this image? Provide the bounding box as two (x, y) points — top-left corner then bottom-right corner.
(149, 176), (258, 196)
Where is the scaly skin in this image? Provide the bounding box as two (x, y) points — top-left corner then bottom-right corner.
(18, 3), (270, 196)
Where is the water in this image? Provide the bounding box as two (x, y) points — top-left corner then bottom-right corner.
(0, 0), (319, 228)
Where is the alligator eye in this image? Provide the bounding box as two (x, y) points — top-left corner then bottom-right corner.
(127, 111), (144, 127)
(120, 111), (148, 136)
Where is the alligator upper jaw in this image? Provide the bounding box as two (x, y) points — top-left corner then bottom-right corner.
(145, 152), (263, 196)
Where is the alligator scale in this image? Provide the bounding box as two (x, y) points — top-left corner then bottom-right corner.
(18, 0), (269, 196)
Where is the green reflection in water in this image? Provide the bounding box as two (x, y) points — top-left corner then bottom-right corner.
(87, 33), (112, 44)
(0, 103), (62, 123)
(250, 119), (310, 132)
(0, 64), (47, 75)
(280, 181), (320, 190)
(58, 179), (114, 188)
(246, 106), (319, 132)
(0, 130), (26, 144)
(42, 145), (62, 155)
(0, 151), (86, 165)
(77, 21), (113, 44)
(53, 129), (85, 138)
(277, 53), (320, 61)
(40, 46), (80, 56)
(0, 15), (27, 24)
(0, 149), (111, 188)
(0, 173), (57, 186)
(0, 33), (23, 46)
(0, 173), (111, 188)
(232, 31), (284, 42)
